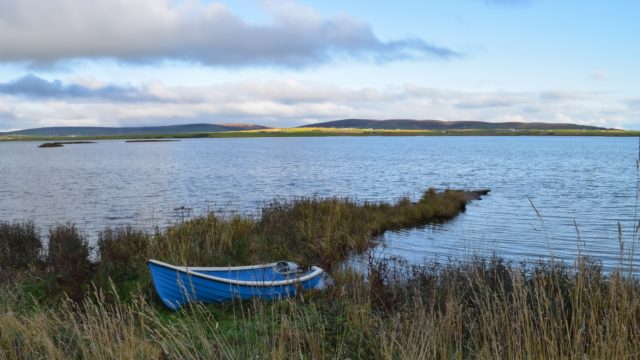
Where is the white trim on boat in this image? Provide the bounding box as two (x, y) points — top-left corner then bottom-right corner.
(148, 259), (324, 287)
(155, 260), (278, 271)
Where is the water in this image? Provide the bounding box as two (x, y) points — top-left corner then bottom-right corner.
(0, 137), (637, 270)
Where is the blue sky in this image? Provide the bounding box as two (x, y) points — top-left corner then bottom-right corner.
(0, 0), (638, 131)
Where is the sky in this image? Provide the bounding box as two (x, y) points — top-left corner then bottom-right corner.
(0, 0), (638, 131)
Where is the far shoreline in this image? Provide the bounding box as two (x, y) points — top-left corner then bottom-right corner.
(1, 127), (639, 142)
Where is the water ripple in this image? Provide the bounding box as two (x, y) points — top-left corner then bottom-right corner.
(0, 136), (638, 271)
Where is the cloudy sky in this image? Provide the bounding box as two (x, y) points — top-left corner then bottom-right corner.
(0, 0), (638, 131)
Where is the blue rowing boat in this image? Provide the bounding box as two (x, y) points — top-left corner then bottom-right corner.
(148, 259), (324, 310)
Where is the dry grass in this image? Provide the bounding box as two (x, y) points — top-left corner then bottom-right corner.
(1, 189), (639, 358)
(1, 258), (639, 359)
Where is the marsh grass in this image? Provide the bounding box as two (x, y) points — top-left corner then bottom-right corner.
(0, 221), (41, 283)
(46, 224), (93, 302)
(150, 188), (471, 271)
(1, 189), (640, 358)
(1, 256), (639, 359)
(256, 189), (471, 270)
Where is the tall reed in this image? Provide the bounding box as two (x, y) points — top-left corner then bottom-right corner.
(1, 256), (639, 359)
(2, 188), (639, 358)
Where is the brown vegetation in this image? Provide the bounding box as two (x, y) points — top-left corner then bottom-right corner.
(1, 189), (638, 358)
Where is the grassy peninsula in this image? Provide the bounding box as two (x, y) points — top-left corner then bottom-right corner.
(2, 189), (640, 358)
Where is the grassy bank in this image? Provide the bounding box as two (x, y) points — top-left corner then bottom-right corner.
(1, 189), (639, 358)
(2, 127), (639, 142)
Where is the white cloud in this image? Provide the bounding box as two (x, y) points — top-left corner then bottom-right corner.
(0, 0), (458, 68)
(0, 75), (637, 131)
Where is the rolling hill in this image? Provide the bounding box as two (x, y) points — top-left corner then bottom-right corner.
(1, 123), (269, 137)
(300, 119), (607, 131)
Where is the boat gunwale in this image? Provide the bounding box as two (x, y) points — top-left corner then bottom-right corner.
(148, 259), (324, 287)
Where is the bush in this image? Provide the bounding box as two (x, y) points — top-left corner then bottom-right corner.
(95, 226), (151, 299)
(0, 222), (42, 283)
(46, 224), (93, 301)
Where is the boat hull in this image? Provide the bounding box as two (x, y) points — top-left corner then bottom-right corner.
(148, 260), (323, 310)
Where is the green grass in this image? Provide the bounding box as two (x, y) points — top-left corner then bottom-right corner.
(1, 189), (640, 359)
(2, 127), (639, 142)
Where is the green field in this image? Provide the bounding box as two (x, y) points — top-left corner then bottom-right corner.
(1, 127), (639, 142)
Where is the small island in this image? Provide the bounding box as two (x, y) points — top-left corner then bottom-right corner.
(125, 139), (180, 143)
(38, 141), (95, 148)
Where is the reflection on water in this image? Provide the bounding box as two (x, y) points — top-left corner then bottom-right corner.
(0, 136), (637, 270)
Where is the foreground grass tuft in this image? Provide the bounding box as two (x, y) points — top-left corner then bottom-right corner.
(1, 257), (639, 359)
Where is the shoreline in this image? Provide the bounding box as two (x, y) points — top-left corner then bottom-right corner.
(1, 127), (639, 141)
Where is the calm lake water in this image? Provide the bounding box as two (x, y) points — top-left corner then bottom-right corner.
(1, 137), (638, 270)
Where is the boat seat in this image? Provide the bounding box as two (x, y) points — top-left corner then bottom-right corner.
(274, 261), (300, 275)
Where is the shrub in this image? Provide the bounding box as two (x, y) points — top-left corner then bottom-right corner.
(0, 222), (42, 283)
(46, 224), (93, 302)
(94, 226), (151, 299)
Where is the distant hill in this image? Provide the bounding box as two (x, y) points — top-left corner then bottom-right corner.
(1, 123), (269, 137)
(300, 119), (607, 131)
